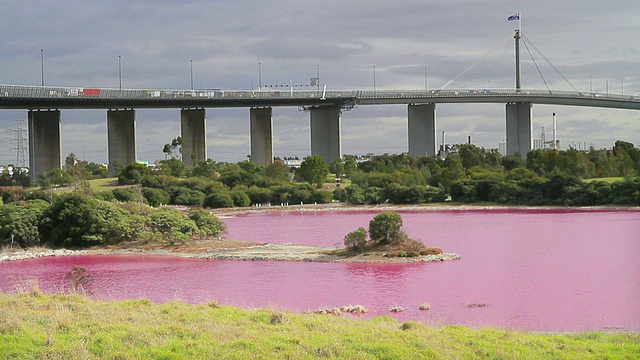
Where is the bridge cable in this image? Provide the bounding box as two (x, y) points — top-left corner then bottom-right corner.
(440, 34), (513, 90)
(522, 40), (552, 94)
(522, 34), (580, 92)
(486, 39), (512, 88)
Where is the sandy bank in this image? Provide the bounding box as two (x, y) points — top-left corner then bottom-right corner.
(1, 244), (461, 263)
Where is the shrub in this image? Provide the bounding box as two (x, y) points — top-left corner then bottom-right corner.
(203, 190), (234, 208)
(118, 162), (150, 185)
(369, 211), (404, 244)
(147, 207), (198, 243)
(246, 186), (273, 205)
(188, 209), (227, 238)
(142, 187), (170, 207)
(311, 190), (333, 204)
(172, 187), (205, 206)
(332, 187), (346, 202)
(112, 188), (137, 203)
(65, 266), (93, 293)
(343, 227), (368, 252)
(420, 248), (443, 255)
(229, 190), (251, 207)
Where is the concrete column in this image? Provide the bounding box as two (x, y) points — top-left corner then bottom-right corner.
(506, 102), (533, 158)
(250, 107), (274, 166)
(28, 110), (61, 184)
(181, 108), (207, 166)
(408, 103), (437, 157)
(310, 106), (342, 163)
(107, 109), (136, 176)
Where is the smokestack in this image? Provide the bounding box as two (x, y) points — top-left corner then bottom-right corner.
(468, 136), (471, 145)
(552, 113), (557, 150)
(442, 131), (446, 154)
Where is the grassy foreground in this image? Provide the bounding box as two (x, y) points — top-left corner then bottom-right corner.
(0, 292), (637, 359)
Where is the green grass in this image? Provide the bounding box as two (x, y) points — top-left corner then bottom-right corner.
(584, 177), (625, 184)
(0, 292), (638, 359)
(87, 177), (121, 192)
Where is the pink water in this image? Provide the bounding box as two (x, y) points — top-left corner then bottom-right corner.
(1, 208), (639, 331)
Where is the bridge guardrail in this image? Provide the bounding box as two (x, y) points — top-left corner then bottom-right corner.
(0, 84), (637, 103)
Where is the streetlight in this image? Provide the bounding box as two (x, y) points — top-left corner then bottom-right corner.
(258, 62), (262, 90)
(424, 66), (429, 90)
(40, 49), (46, 86)
(190, 60), (194, 90)
(118, 55), (122, 89)
(373, 64), (376, 90)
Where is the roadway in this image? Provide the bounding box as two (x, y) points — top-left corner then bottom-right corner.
(1, 84), (640, 111)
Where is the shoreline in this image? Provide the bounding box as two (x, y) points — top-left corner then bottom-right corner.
(4, 203), (637, 264)
(0, 244), (461, 263)
(207, 202), (640, 217)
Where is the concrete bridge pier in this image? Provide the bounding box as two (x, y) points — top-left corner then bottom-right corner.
(181, 108), (207, 166)
(310, 106), (342, 163)
(506, 102), (533, 158)
(249, 107), (274, 166)
(408, 103), (437, 157)
(107, 109), (136, 176)
(28, 109), (61, 183)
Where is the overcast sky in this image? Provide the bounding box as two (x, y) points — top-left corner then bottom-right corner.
(1, 0), (639, 165)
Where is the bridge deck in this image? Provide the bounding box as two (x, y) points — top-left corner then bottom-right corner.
(1, 85), (639, 110)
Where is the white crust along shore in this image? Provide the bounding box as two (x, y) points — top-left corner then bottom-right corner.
(0, 245), (461, 263)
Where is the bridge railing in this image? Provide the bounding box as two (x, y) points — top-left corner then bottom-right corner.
(0, 84), (637, 103)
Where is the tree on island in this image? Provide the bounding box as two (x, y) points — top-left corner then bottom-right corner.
(368, 211), (404, 244)
(343, 211), (442, 257)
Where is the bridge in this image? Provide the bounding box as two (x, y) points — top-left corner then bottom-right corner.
(3, 27), (640, 183)
(2, 83), (640, 183)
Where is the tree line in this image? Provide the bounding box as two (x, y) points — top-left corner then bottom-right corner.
(0, 140), (638, 230)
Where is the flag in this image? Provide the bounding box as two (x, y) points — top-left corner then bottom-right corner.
(507, 12), (520, 21)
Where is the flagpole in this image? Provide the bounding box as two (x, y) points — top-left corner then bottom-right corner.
(519, 11), (522, 35)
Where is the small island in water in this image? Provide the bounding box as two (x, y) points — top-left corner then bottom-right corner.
(1, 209), (460, 263)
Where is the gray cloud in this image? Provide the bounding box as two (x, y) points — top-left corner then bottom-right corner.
(1, 0), (639, 164)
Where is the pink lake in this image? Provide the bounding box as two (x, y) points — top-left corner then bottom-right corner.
(1, 208), (639, 331)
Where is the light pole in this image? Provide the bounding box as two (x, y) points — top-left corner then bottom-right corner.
(424, 66), (428, 90)
(190, 60), (194, 90)
(373, 64), (376, 90)
(317, 64), (320, 91)
(40, 49), (46, 86)
(258, 62), (262, 90)
(118, 55), (122, 89)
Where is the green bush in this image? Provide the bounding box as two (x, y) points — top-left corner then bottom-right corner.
(112, 188), (137, 203)
(172, 187), (205, 206)
(343, 227), (368, 252)
(203, 190), (234, 208)
(142, 188), (170, 207)
(246, 186), (273, 205)
(230, 190), (251, 207)
(369, 211), (404, 245)
(188, 209), (227, 238)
